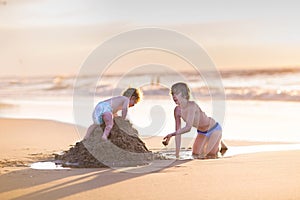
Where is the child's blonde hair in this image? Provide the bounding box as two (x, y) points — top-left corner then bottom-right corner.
(171, 82), (190, 100)
(122, 88), (142, 102)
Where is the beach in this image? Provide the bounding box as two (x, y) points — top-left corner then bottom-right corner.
(2, 1), (300, 199)
(1, 118), (300, 200)
(1, 71), (300, 199)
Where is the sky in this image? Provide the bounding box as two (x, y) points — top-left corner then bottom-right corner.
(1, 0), (300, 76)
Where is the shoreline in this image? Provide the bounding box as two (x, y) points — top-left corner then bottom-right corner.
(2, 99), (300, 144)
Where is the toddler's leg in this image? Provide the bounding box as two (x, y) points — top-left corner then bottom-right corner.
(101, 112), (113, 141)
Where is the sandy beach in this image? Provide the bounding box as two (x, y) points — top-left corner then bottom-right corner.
(2, 1), (300, 199)
(1, 118), (300, 200)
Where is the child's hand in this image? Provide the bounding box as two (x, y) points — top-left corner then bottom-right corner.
(162, 140), (168, 146)
(162, 134), (172, 146)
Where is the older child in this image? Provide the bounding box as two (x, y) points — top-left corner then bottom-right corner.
(84, 88), (142, 141)
(163, 82), (227, 158)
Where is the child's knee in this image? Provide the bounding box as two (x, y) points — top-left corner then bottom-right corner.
(105, 124), (113, 130)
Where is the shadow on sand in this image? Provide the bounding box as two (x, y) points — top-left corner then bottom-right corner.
(0, 159), (191, 200)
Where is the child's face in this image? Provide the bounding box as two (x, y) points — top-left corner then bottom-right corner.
(171, 92), (183, 105)
(129, 97), (138, 107)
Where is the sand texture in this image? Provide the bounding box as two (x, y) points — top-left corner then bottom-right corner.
(55, 117), (153, 168)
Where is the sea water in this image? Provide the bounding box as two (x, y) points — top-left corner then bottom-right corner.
(1, 69), (300, 143)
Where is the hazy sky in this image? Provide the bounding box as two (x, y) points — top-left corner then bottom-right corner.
(1, 0), (300, 76)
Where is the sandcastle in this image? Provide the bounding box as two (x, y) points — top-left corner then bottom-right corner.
(55, 117), (154, 168)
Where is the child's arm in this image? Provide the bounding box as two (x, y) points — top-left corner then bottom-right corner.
(174, 105), (195, 135)
(174, 106), (181, 158)
(164, 103), (196, 138)
(121, 97), (129, 119)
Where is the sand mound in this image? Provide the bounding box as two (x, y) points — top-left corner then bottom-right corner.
(55, 117), (153, 168)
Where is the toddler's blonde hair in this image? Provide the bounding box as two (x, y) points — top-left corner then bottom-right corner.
(122, 88), (143, 102)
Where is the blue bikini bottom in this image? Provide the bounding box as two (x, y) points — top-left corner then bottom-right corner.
(197, 122), (222, 137)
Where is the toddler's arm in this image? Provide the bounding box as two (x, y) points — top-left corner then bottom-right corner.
(121, 97), (129, 119)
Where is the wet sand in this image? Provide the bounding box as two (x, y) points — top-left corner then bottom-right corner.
(1, 118), (300, 200)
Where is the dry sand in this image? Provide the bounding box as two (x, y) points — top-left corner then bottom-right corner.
(1, 118), (300, 200)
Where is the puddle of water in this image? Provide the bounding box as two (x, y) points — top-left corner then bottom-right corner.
(30, 162), (70, 170)
(162, 143), (300, 160)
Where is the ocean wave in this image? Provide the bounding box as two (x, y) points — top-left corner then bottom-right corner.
(224, 88), (300, 101)
(1, 69), (300, 101)
(219, 67), (300, 78)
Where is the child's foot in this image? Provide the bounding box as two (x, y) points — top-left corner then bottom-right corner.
(101, 134), (108, 141)
(220, 147), (228, 156)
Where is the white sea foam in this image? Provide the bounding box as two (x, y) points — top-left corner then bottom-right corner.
(1, 69), (300, 101)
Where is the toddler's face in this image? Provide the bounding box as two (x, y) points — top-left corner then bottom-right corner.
(129, 97), (138, 107)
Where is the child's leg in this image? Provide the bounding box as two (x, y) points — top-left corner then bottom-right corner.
(206, 130), (222, 158)
(101, 112), (113, 141)
(192, 134), (206, 158)
(221, 140), (228, 149)
(84, 124), (98, 139)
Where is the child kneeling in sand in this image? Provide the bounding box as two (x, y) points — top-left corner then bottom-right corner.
(84, 88), (142, 141)
(163, 82), (228, 158)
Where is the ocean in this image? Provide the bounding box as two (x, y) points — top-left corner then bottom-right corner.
(1, 68), (300, 143)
